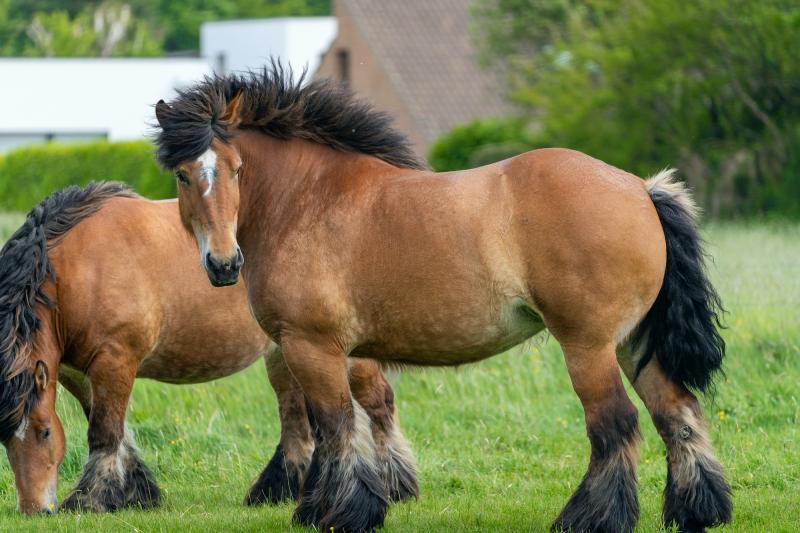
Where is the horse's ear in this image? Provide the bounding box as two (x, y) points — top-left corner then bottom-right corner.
(155, 99), (170, 127)
(34, 361), (48, 391)
(222, 91), (245, 128)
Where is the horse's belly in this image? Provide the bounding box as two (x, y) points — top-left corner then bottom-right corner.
(354, 298), (545, 365)
(137, 333), (268, 384)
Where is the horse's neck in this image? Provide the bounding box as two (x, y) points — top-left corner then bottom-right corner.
(235, 134), (393, 248)
(29, 299), (64, 370)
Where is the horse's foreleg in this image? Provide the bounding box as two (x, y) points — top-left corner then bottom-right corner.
(619, 353), (731, 533)
(552, 343), (640, 533)
(245, 343), (314, 505)
(61, 353), (159, 513)
(349, 359), (418, 502)
(282, 337), (388, 533)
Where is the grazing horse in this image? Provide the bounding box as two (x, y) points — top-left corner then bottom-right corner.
(154, 65), (732, 533)
(0, 183), (416, 515)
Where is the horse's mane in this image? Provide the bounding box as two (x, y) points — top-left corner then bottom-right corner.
(153, 60), (428, 171)
(0, 182), (137, 442)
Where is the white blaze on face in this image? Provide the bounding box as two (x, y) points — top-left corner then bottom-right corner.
(14, 417), (28, 442)
(197, 148), (218, 197)
(194, 225), (211, 268)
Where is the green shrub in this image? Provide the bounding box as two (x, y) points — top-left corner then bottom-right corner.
(0, 140), (174, 211)
(428, 118), (541, 172)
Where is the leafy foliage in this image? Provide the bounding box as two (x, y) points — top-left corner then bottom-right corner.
(147, 0), (331, 54)
(0, 140), (173, 210)
(0, 0), (330, 56)
(428, 118), (541, 171)
(472, 0), (800, 217)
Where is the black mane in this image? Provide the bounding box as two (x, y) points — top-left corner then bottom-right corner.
(0, 182), (136, 442)
(153, 61), (427, 170)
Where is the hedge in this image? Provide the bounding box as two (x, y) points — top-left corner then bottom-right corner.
(428, 117), (541, 172)
(0, 140), (174, 211)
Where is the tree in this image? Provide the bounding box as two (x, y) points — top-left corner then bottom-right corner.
(21, 3), (161, 57)
(0, 0), (331, 56)
(473, 0), (800, 217)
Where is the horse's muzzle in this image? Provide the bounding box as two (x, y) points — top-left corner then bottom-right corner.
(205, 248), (243, 287)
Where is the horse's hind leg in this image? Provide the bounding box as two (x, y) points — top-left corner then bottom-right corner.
(552, 343), (640, 533)
(58, 366), (92, 419)
(245, 343), (314, 505)
(618, 353), (731, 532)
(61, 352), (160, 512)
(282, 336), (388, 533)
(349, 359), (418, 502)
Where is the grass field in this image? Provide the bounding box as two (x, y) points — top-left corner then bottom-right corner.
(0, 217), (798, 532)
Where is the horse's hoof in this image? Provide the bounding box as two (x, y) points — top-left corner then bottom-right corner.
(244, 443), (302, 505)
(663, 461), (732, 533)
(124, 459), (161, 509)
(551, 469), (639, 533)
(291, 450), (324, 526)
(383, 443), (419, 503)
(60, 491), (108, 513)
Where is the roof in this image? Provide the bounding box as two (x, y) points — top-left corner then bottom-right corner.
(341, 0), (513, 145)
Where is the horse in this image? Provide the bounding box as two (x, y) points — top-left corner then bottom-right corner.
(153, 64), (732, 533)
(0, 183), (417, 515)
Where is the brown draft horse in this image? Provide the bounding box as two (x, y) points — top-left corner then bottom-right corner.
(0, 183), (416, 515)
(154, 65), (732, 533)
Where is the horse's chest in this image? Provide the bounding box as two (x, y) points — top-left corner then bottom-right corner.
(245, 270), (352, 341)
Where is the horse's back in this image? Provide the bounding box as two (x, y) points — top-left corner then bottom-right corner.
(347, 148), (666, 359)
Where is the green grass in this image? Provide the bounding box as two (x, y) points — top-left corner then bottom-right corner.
(0, 217), (798, 532)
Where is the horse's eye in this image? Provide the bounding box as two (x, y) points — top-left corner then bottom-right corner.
(176, 171), (190, 186)
(38, 428), (51, 441)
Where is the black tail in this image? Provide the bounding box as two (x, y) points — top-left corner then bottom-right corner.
(632, 170), (725, 393)
(0, 182), (137, 442)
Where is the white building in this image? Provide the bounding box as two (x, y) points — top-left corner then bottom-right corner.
(0, 17), (336, 153)
(201, 17), (336, 79)
(0, 58), (210, 152)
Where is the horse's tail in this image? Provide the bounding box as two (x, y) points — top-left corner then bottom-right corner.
(632, 169), (725, 393)
(0, 182), (137, 441)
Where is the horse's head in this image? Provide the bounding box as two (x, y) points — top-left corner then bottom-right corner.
(3, 361), (65, 514)
(156, 94), (245, 287)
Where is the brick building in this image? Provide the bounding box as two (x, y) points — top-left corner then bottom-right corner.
(315, 0), (512, 157)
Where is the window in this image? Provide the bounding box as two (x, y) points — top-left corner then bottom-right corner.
(337, 49), (350, 87)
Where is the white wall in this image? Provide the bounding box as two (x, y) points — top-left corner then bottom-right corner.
(201, 17), (336, 80)
(0, 58), (211, 146)
(0, 18), (337, 153)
